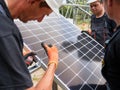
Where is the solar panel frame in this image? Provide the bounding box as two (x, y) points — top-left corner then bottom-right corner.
(15, 13), (106, 90)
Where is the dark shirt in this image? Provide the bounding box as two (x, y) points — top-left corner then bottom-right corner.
(91, 13), (116, 46)
(0, 0), (33, 89)
(102, 26), (120, 90)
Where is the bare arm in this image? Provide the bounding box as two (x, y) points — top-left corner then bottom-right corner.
(27, 63), (56, 90)
(26, 43), (58, 90)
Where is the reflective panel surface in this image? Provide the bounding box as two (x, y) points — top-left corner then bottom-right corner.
(15, 13), (106, 90)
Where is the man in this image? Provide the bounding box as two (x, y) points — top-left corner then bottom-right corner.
(87, 0), (116, 46)
(102, 0), (120, 89)
(0, 0), (63, 90)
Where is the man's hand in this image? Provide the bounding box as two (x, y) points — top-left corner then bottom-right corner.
(41, 43), (58, 69)
(23, 48), (37, 67)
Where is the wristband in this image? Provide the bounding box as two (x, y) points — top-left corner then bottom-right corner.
(48, 61), (58, 69)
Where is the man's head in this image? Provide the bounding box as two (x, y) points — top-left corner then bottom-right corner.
(87, 0), (104, 17)
(6, 0), (63, 22)
(102, 0), (120, 25)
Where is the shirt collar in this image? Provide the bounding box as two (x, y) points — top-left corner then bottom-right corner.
(0, 0), (13, 20)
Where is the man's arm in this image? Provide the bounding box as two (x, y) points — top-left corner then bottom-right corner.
(27, 63), (56, 90)
(26, 43), (58, 90)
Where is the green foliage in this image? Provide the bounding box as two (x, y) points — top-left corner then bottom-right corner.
(59, 0), (91, 30)
(60, 6), (90, 20)
(60, 6), (73, 18)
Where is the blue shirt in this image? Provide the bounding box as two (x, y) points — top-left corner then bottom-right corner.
(0, 0), (33, 89)
(102, 26), (120, 90)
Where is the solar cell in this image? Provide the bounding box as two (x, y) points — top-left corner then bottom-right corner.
(15, 13), (106, 90)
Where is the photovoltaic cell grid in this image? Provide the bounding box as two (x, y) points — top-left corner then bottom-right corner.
(15, 13), (106, 90)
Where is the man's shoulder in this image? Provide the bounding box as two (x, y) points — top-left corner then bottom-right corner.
(103, 13), (116, 28)
(0, 14), (13, 37)
(103, 13), (112, 22)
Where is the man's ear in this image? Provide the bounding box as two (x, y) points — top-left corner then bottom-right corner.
(27, 0), (35, 4)
(108, 0), (113, 7)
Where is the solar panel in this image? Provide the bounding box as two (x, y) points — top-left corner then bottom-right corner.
(15, 13), (106, 90)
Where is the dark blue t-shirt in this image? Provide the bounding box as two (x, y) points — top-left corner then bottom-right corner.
(102, 26), (120, 90)
(91, 13), (116, 46)
(0, 0), (33, 89)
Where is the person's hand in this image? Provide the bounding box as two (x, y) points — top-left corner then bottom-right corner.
(41, 43), (58, 69)
(88, 29), (92, 35)
(23, 48), (37, 66)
